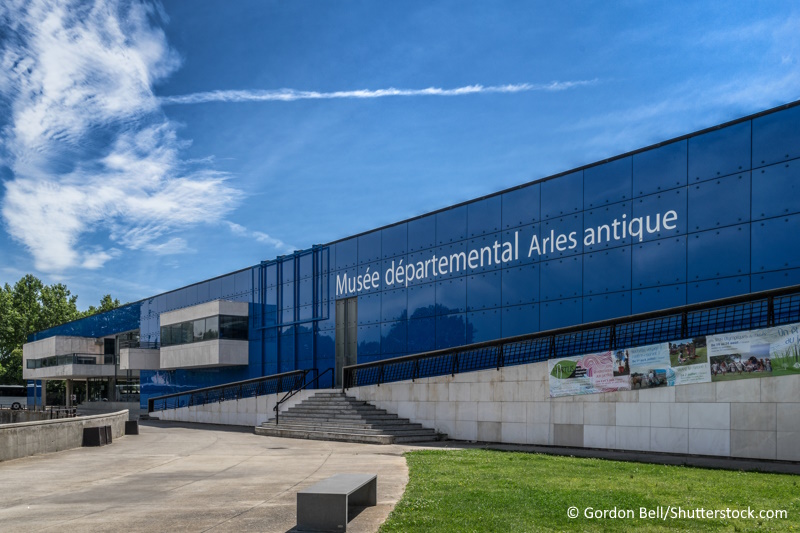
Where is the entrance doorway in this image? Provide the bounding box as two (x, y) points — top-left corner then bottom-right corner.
(335, 297), (357, 387)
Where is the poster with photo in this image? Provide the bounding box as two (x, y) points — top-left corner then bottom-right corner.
(548, 350), (631, 398)
(627, 343), (673, 389)
(668, 336), (711, 385)
(708, 322), (800, 382)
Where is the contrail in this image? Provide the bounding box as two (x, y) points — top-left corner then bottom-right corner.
(160, 80), (598, 105)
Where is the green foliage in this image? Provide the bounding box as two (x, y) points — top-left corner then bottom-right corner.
(0, 275), (120, 385)
(381, 449), (799, 532)
(83, 294), (121, 318)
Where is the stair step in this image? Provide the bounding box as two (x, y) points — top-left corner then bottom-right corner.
(255, 426), (444, 444)
(262, 423), (437, 437)
(261, 422), (433, 434)
(256, 391), (447, 445)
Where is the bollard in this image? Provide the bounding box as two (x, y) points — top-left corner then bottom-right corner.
(82, 427), (104, 447)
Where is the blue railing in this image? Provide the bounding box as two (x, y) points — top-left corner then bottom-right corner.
(148, 369), (311, 412)
(343, 284), (800, 389)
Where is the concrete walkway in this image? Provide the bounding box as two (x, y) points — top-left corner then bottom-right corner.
(0, 421), (415, 532)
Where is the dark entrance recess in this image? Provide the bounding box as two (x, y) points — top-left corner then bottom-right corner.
(335, 297), (357, 387)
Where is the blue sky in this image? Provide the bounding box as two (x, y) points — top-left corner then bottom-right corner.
(1, 0), (799, 308)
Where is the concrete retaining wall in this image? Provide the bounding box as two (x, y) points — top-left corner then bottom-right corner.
(348, 361), (800, 462)
(154, 389), (335, 426)
(78, 402), (143, 420)
(0, 410), (57, 424)
(0, 410), (128, 462)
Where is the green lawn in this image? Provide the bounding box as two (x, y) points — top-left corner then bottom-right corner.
(380, 449), (799, 532)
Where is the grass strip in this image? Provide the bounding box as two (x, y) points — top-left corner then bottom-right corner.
(380, 449), (799, 532)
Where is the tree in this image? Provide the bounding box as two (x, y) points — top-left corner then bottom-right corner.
(83, 294), (121, 317)
(0, 275), (119, 385)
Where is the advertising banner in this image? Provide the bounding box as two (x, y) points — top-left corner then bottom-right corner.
(546, 323), (800, 397)
(709, 323), (800, 382)
(548, 350), (631, 398)
(627, 343), (673, 389)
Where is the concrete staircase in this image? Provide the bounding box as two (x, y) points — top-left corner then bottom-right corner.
(255, 391), (445, 444)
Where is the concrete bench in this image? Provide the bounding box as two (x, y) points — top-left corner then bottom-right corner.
(297, 473), (377, 532)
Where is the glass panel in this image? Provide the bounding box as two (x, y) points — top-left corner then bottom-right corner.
(752, 104), (800, 168)
(181, 321), (193, 344)
(502, 183), (540, 229)
(193, 319), (205, 342)
(752, 161), (800, 221)
(540, 298), (581, 330)
(501, 264), (539, 305)
(751, 267), (800, 292)
(381, 288), (407, 322)
(539, 256), (582, 301)
(467, 309), (502, 343)
(688, 173), (750, 231)
(408, 215), (436, 252)
(357, 324), (380, 356)
(170, 324), (182, 345)
(280, 257), (295, 284)
(502, 304), (539, 338)
(357, 231), (381, 265)
(632, 237), (687, 288)
(687, 224), (749, 281)
(467, 196), (501, 237)
(334, 238), (357, 270)
(688, 121), (751, 182)
(584, 157), (632, 208)
(357, 292), (380, 325)
(466, 233), (504, 273)
(687, 277), (749, 304)
(436, 313), (466, 349)
(752, 213), (800, 273)
(539, 213), (582, 259)
(541, 170), (582, 220)
(435, 276), (466, 315)
(204, 316), (219, 340)
(407, 282), (436, 319)
(583, 292), (631, 322)
(381, 223), (407, 259)
(583, 202), (631, 251)
(632, 284), (686, 314)
(407, 316), (436, 353)
(583, 247), (631, 295)
(632, 140), (687, 197)
(632, 188), (687, 242)
(220, 315), (248, 340)
(436, 205), (467, 245)
(160, 326), (171, 346)
(466, 271), (501, 311)
(381, 321), (407, 355)
(298, 253), (313, 280)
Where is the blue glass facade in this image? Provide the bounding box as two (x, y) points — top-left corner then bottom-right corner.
(27, 101), (800, 407)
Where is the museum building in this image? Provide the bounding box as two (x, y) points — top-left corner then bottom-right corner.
(22, 100), (800, 417)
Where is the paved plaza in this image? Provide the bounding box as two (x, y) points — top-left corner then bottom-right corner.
(0, 421), (416, 532)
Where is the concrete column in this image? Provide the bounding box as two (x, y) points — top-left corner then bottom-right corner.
(109, 377), (117, 402)
(85, 379), (90, 403)
(40, 379), (47, 408)
(66, 379), (73, 408)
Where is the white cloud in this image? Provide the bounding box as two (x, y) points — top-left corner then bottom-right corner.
(160, 80), (599, 105)
(0, 0), (242, 273)
(225, 221), (293, 253)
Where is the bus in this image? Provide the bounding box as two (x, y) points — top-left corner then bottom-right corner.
(0, 384), (27, 410)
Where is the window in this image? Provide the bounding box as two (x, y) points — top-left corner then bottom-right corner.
(159, 315), (246, 347)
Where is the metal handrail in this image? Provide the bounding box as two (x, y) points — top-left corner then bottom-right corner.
(273, 367), (334, 425)
(147, 369), (310, 413)
(343, 284), (800, 390)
